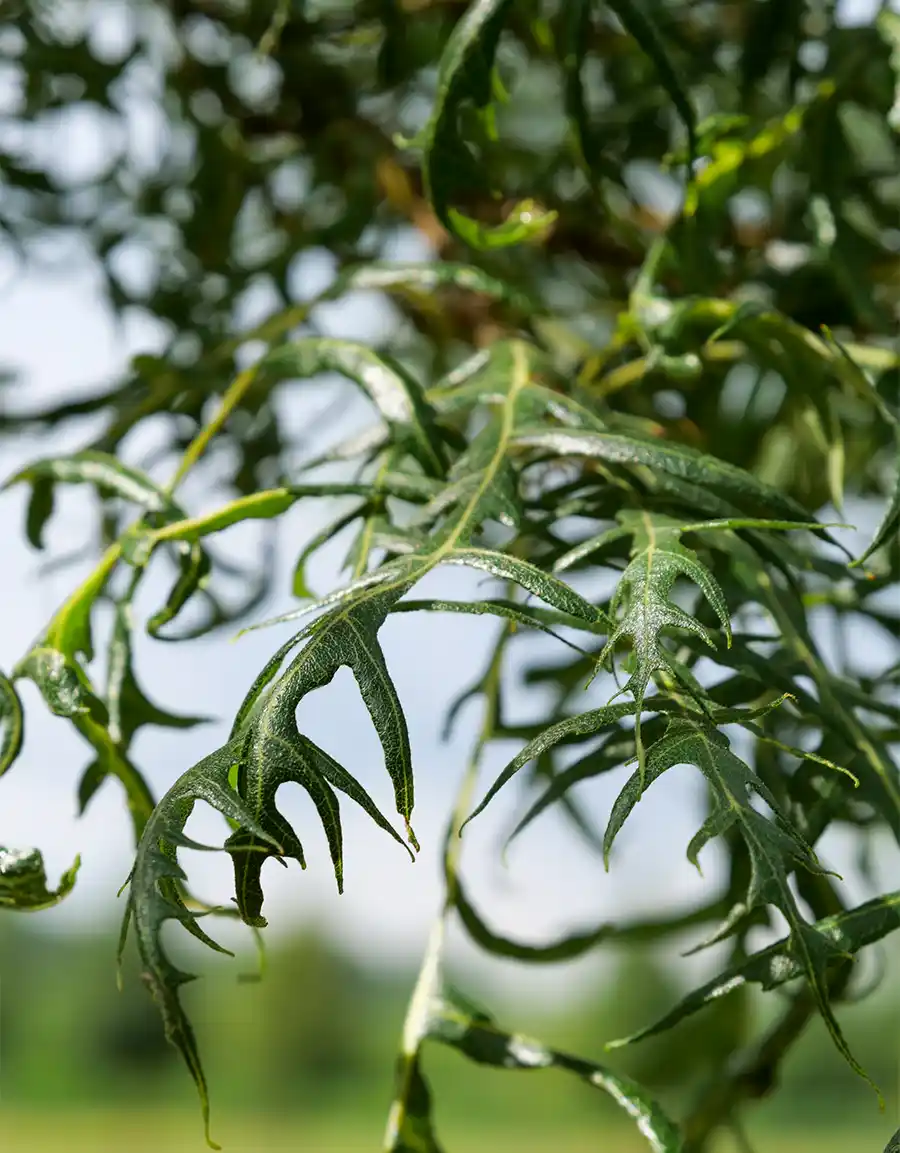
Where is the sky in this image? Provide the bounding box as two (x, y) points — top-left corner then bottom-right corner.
(0, 0), (897, 1005)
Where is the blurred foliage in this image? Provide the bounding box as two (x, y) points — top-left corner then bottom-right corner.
(2, 1), (900, 1152)
(0, 914), (896, 1133)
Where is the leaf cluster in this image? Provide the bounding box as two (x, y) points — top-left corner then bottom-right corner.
(3, 3), (900, 1152)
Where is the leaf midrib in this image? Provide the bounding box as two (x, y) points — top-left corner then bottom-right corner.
(253, 341), (530, 713)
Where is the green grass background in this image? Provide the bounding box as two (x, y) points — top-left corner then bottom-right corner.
(1, 917), (897, 1151)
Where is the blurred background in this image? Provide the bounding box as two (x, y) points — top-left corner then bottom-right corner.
(1, 0), (900, 1149)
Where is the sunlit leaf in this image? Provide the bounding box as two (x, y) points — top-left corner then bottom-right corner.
(259, 338), (448, 475)
(513, 428), (826, 527)
(598, 511), (732, 769)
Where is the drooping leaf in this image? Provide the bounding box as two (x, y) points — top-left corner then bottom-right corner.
(0, 845), (80, 911)
(392, 597), (602, 648)
(77, 597), (209, 815)
(412, 0), (557, 249)
(720, 533), (900, 840)
(292, 505), (366, 598)
(4, 449), (177, 548)
(456, 878), (730, 961)
(119, 741), (274, 1150)
(560, 0), (603, 183)
(504, 727), (644, 848)
(109, 599), (209, 747)
(121, 582), (426, 1132)
(146, 541), (213, 640)
(454, 879), (615, 962)
(609, 888), (900, 1049)
(605, 0), (696, 167)
(444, 548), (603, 623)
(604, 716), (875, 1092)
(426, 989), (685, 1152)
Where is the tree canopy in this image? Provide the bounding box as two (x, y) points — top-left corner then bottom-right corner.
(3, 2), (900, 1151)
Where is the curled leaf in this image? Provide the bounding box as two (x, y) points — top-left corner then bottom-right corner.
(0, 671), (24, 776)
(0, 845), (80, 911)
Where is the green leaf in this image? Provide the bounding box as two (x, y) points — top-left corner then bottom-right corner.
(31, 543), (121, 664)
(15, 617), (159, 842)
(560, 0), (606, 183)
(604, 716), (876, 1094)
(122, 585), (424, 1131)
(465, 702), (638, 826)
(146, 541), (212, 640)
(880, 7), (900, 132)
(17, 646), (106, 720)
(610, 888), (900, 1049)
(0, 671), (24, 776)
(226, 727), (415, 928)
(426, 990), (684, 1152)
(4, 453), (183, 662)
(457, 877), (729, 961)
(720, 533), (900, 840)
(108, 599), (209, 748)
(454, 879), (615, 962)
(122, 477), (442, 573)
(385, 1052), (444, 1153)
(0, 845), (80, 911)
(429, 339), (605, 430)
(504, 727), (645, 848)
(513, 428), (827, 527)
(119, 740), (274, 1150)
(413, 0), (556, 248)
(4, 450), (176, 543)
(24, 476), (54, 549)
(606, 0), (696, 167)
(444, 548), (603, 624)
(292, 505), (366, 598)
(325, 261), (537, 315)
(597, 511), (731, 769)
(392, 597), (602, 648)
(259, 338), (447, 476)
(853, 431), (900, 566)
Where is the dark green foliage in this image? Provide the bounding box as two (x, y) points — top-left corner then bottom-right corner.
(3, 1), (900, 1151)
